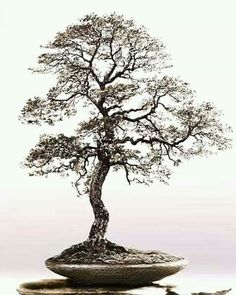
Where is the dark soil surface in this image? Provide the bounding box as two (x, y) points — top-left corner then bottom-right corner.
(46, 239), (184, 265)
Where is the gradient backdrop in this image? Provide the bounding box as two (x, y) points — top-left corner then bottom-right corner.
(0, 0), (235, 283)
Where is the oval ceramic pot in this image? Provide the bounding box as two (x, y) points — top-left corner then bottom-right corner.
(45, 259), (188, 286)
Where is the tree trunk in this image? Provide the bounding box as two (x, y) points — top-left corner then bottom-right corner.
(88, 160), (110, 249)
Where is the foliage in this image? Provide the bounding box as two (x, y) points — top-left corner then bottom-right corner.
(20, 13), (232, 195)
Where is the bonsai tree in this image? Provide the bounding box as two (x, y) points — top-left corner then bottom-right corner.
(20, 14), (231, 253)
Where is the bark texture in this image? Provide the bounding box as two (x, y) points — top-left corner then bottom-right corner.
(88, 160), (110, 247)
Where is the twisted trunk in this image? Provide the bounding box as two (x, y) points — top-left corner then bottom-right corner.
(88, 160), (110, 248)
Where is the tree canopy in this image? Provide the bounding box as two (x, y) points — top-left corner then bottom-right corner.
(20, 13), (232, 196)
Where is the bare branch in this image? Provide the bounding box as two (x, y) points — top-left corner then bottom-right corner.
(21, 13), (231, 192)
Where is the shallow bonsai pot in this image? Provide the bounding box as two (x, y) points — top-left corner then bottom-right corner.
(45, 259), (188, 286)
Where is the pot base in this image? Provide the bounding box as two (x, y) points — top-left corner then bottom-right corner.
(46, 258), (188, 286)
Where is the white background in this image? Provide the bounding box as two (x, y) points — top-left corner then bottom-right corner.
(0, 0), (235, 278)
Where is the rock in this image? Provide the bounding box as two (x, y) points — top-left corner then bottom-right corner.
(45, 258), (188, 286)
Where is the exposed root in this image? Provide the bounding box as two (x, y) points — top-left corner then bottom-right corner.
(46, 239), (183, 265)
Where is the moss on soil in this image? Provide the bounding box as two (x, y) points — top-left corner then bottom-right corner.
(47, 239), (183, 265)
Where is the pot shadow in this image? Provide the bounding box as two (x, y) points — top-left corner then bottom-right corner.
(155, 284), (232, 295)
(17, 279), (232, 295)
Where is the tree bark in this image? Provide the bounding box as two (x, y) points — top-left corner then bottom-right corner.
(88, 160), (110, 248)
